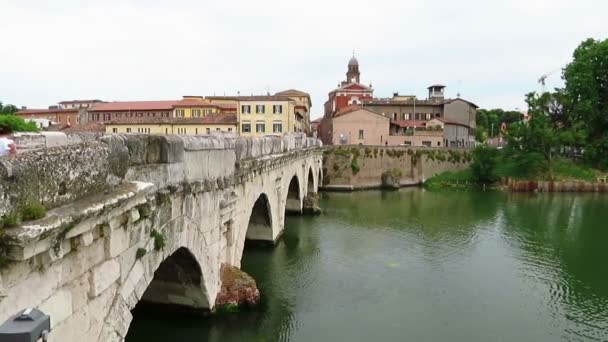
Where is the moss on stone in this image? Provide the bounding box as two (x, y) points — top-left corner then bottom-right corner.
(21, 202), (46, 222)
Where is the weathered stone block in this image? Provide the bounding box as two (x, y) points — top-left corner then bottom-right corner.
(120, 260), (144, 302)
(39, 289), (72, 328)
(160, 135), (184, 163)
(106, 227), (130, 259)
(89, 260), (120, 298)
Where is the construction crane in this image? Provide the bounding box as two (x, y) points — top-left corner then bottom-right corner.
(538, 68), (561, 93)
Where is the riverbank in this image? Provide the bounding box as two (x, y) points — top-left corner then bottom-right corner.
(424, 160), (608, 193)
(321, 146), (471, 191)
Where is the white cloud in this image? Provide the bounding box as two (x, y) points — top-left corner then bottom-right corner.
(0, 0), (606, 117)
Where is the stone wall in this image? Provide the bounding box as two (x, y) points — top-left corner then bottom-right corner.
(507, 178), (608, 192)
(321, 146), (471, 190)
(0, 133), (323, 342)
(0, 132), (320, 217)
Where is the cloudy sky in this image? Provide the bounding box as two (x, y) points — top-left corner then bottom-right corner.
(1, 0), (606, 118)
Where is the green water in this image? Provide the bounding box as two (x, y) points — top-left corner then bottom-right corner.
(126, 189), (608, 341)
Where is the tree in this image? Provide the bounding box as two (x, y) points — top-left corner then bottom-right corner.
(471, 146), (498, 183)
(0, 115), (39, 133)
(0, 102), (19, 115)
(563, 38), (608, 169)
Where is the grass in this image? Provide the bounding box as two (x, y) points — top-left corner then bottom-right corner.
(424, 170), (476, 190)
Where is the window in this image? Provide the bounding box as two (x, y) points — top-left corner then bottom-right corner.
(195, 128), (198, 135)
(177, 127), (187, 135)
(437, 141), (441, 147)
(404, 113), (411, 120)
(162, 112), (169, 117)
(256, 105), (265, 114)
(422, 141), (432, 147)
(176, 109), (185, 117)
(242, 122), (251, 133)
(112, 128), (118, 133)
(358, 129), (364, 139)
(206, 128), (211, 134)
(192, 109), (202, 117)
(165, 128), (169, 134)
(256, 121), (265, 133)
(403, 141), (412, 146)
(126, 128), (132, 133)
(425, 113), (432, 120)
(393, 113), (397, 120)
(93, 113), (100, 121)
(241, 105), (251, 114)
(273, 105), (283, 114)
(228, 127), (233, 132)
(273, 121), (283, 133)
(216, 128), (221, 131)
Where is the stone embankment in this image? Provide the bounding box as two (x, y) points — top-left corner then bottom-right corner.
(321, 146), (471, 191)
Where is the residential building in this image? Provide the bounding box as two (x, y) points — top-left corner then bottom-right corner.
(207, 95), (303, 136)
(274, 89), (312, 135)
(105, 113), (238, 135)
(87, 97), (236, 123)
(58, 99), (104, 109)
(331, 106), (390, 145)
(16, 108), (80, 126)
(363, 85), (478, 148)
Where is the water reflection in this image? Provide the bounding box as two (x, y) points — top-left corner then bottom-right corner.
(127, 190), (608, 342)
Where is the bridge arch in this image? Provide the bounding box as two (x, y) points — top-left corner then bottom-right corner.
(138, 247), (210, 310)
(285, 175), (303, 214)
(245, 193), (274, 242)
(307, 167), (315, 194)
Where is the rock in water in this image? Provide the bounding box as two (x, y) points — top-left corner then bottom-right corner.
(215, 263), (260, 312)
(303, 192), (322, 215)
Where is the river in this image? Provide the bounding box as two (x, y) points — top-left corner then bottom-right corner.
(126, 189), (608, 341)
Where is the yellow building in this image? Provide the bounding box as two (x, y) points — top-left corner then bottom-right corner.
(105, 113), (238, 135)
(274, 89), (312, 134)
(207, 95), (307, 137)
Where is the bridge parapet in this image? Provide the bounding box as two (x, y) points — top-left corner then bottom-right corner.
(0, 133), (321, 217)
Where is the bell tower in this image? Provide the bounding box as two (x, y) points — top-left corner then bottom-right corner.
(346, 54), (360, 84)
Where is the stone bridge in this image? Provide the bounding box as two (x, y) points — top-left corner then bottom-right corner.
(0, 133), (322, 341)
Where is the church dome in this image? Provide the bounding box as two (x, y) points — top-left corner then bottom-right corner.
(348, 56), (359, 66)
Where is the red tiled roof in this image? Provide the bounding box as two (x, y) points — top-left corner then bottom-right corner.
(59, 99), (103, 104)
(274, 89), (310, 97)
(206, 95), (294, 102)
(333, 105), (362, 117)
(16, 109), (79, 115)
(107, 113), (238, 125)
(89, 101), (178, 112)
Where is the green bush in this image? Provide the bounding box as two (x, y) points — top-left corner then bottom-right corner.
(471, 146), (499, 183)
(350, 158), (360, 174)
(0, 115), (39, 133)
(150, 229), (167, 251)
(21, 202), (46, 221)
(1, 212), (20, 228)
(136, 247), (147, 259)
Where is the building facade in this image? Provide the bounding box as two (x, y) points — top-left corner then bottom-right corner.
(16, 108), (81, 126)
(207, 95), (307, 136)
(88, 97), (236, 124)
(331, 106), (390, 145)
(58, 99), (104, 109)
(363, 85), (477, 148)
(105, 113), (238, 135)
